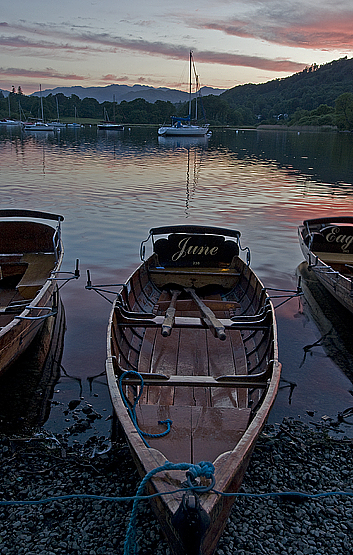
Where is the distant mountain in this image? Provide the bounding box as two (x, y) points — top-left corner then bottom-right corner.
(30, 84), (226, 104)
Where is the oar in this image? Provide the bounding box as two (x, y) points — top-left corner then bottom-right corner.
(184, 287), (227, 341)
(161, 290), (181, 337)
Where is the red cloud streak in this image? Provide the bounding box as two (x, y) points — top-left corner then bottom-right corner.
(204, 13), (353, 50)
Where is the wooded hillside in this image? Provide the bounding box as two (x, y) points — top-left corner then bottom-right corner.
(218, 56), (353, 126)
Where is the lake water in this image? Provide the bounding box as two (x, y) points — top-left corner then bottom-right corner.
(1, 125), (353, 440)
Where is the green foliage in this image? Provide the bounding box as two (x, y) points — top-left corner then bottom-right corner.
(335, 93), (353, 130)
(221, 56), (353, 126)
(289, 104), (336, 126)
(0, 92), (176, 124)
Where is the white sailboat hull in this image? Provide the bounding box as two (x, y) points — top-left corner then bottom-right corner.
(158, 124), (210, 136)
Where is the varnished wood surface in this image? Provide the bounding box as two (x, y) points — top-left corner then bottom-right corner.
(0, 241), (63, 376)
(106, 246), (281, 555)
(136, 405), (251, 463)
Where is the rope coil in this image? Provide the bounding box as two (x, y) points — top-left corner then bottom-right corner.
(118, 370), (173, 447)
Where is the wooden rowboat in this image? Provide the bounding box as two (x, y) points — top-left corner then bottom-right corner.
(0, 209), (64, 376)
(298, 216), (353, 314)
(106, 225), (281, 555)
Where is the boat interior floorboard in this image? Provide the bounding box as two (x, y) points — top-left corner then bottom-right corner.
(136, 405), (251, 463)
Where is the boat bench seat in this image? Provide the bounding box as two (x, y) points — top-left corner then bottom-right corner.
(149, 268), (241, 277)
(17, 253), (56, 299)
(114, 305), (271, 331)
(148, 265), (242, 289)
(313, 251), (353, 265)
(120, 371), (269, 388)
(0, 261), (28, 283)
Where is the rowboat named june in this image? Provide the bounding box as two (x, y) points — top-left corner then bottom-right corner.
(105, 225), (281, 555)
(0, 209), (64, 376)
(298, 216), (353, 314)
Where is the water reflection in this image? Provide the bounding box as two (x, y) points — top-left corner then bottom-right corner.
(226, 128), (353, 188)
(1, 125), (353, 432)
(297, 261), (353, 384)
(0, 299), (65, 433)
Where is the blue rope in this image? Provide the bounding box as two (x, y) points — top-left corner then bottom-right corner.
(1, 487), (353, 507)
(2, 454), (353, 555)
(123, 460), (215, 555)
(118, 370), (172, 447)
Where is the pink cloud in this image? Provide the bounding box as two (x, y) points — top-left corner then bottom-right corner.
(0, 21), (305, 73)
(101, 74), (129, 82)
(0, 67), (86, 80)
(201, 12), (353, 50)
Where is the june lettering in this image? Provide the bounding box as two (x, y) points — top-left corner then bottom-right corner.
(171, 237), (219, 261)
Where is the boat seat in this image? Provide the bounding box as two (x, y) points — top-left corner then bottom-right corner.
(17, 253), (56, 299)
(153, 299), (240, 313)
(312, 252), (353, 265)
(0, 261), (28, 284)
(149, 268), (240, 277)
(119, 371), (269, 388)
(114, 304), (271, 331)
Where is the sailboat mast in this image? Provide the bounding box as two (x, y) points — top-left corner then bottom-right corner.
(189, 50), (192, 121)
(40, 84), (44, 121)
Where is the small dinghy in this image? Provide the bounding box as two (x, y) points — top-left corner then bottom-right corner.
(0, 209), (64, 376)
(106, 225), (281, 555)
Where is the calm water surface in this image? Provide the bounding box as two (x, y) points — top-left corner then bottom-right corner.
(1, 125), (353, 438)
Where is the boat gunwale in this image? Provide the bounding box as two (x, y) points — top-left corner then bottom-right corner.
(0, 213), (64, 374)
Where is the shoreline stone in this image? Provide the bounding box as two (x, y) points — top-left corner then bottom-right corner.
(0, 419), (352, 554)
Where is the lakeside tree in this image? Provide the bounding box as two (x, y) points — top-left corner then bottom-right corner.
(335, 93), (353, 131)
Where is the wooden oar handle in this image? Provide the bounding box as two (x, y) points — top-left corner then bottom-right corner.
(161, 290), (181, 337)
(184, 287), (227, 341)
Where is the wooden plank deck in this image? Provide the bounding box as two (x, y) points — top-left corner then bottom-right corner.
(135, 405), (251, 463)
(133, 291), (251, 462)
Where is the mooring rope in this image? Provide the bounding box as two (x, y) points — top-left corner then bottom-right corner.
(117, 370), (172, 447)
(1, 460), (353, 555)
(123, 460), (215, 555)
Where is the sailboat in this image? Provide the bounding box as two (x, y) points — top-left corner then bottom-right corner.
(67, 106), (82, 128)
(97, 97), (124, 130)
(0, 95), (21, 126)
(23, 85), (54, 131)
(49, 97), (66, 128)
(158, 51), (210, 137)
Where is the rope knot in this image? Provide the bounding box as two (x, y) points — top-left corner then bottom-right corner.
(187, 461), (215, 481)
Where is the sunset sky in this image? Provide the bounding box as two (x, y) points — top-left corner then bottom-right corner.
(1, 0), (353, 95)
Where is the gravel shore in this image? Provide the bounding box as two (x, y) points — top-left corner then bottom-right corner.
(1, 418), (352, 555)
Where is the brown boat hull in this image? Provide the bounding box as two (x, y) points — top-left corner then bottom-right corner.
(106, 226), (281, 555)
(0, 211), (64, 376)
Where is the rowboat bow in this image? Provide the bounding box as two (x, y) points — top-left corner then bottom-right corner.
(106, 225), (281, 555)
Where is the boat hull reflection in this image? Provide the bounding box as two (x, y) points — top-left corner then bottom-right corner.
(0, 297), (65, 433)
(297, 261), (353, 384)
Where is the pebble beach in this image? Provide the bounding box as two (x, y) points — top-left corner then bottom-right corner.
(1, 417), (352, 555)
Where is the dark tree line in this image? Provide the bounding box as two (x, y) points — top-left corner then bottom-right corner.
(1, 56), (353, 129)
(0, 92), (179, 124)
